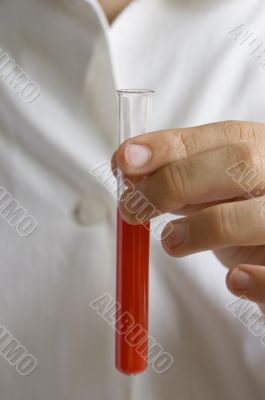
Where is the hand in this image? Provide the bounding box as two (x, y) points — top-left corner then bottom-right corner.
(113, 120), (265, 308)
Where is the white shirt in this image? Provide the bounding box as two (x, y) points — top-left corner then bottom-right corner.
(0, 0), (265, 399)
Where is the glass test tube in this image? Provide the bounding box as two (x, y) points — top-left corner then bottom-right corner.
(116, 89), (154, 375)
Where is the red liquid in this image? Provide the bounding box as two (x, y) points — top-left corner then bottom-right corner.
(115, 209), (150, 375)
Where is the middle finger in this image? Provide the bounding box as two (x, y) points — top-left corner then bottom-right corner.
(119, 143), (263, 223)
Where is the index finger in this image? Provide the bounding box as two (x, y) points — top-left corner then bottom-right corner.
(113, 120), (262, 176)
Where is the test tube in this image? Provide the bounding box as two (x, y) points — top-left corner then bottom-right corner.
(116, 89), (154, 375)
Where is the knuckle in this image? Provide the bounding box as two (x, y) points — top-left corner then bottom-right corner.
(238, 121), (259, 143)
(231, 143), (252, 164)
(228, 143), (261, 171)
(178, 129), (199, 157)
(164, 162), (190, 198)
(223, 120), (258, 144)
(211, 204), (237, 242)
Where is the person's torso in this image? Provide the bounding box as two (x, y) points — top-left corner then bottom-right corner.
(0, 0), (265, 399)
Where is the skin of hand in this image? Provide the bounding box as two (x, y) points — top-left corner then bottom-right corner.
(98, 0), (132, 23)
(112, 120), (265, 309)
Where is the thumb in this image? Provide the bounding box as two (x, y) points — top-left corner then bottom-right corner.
(226, 264), (265, 306)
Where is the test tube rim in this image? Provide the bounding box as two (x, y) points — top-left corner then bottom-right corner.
(117, 89), (154, 96)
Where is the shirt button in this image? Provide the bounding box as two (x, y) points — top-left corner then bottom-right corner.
(74, 196), (108, 226)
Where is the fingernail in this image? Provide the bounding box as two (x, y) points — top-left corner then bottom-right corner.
(229, 269), (252, 290)
(165, 223), (187, 249)
(125, 144), (151, 168)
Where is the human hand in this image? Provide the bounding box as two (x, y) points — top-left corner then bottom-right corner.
(113, 121), (265, 307)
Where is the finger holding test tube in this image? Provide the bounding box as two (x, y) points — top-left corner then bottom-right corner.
(116, 89), (154, 375)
